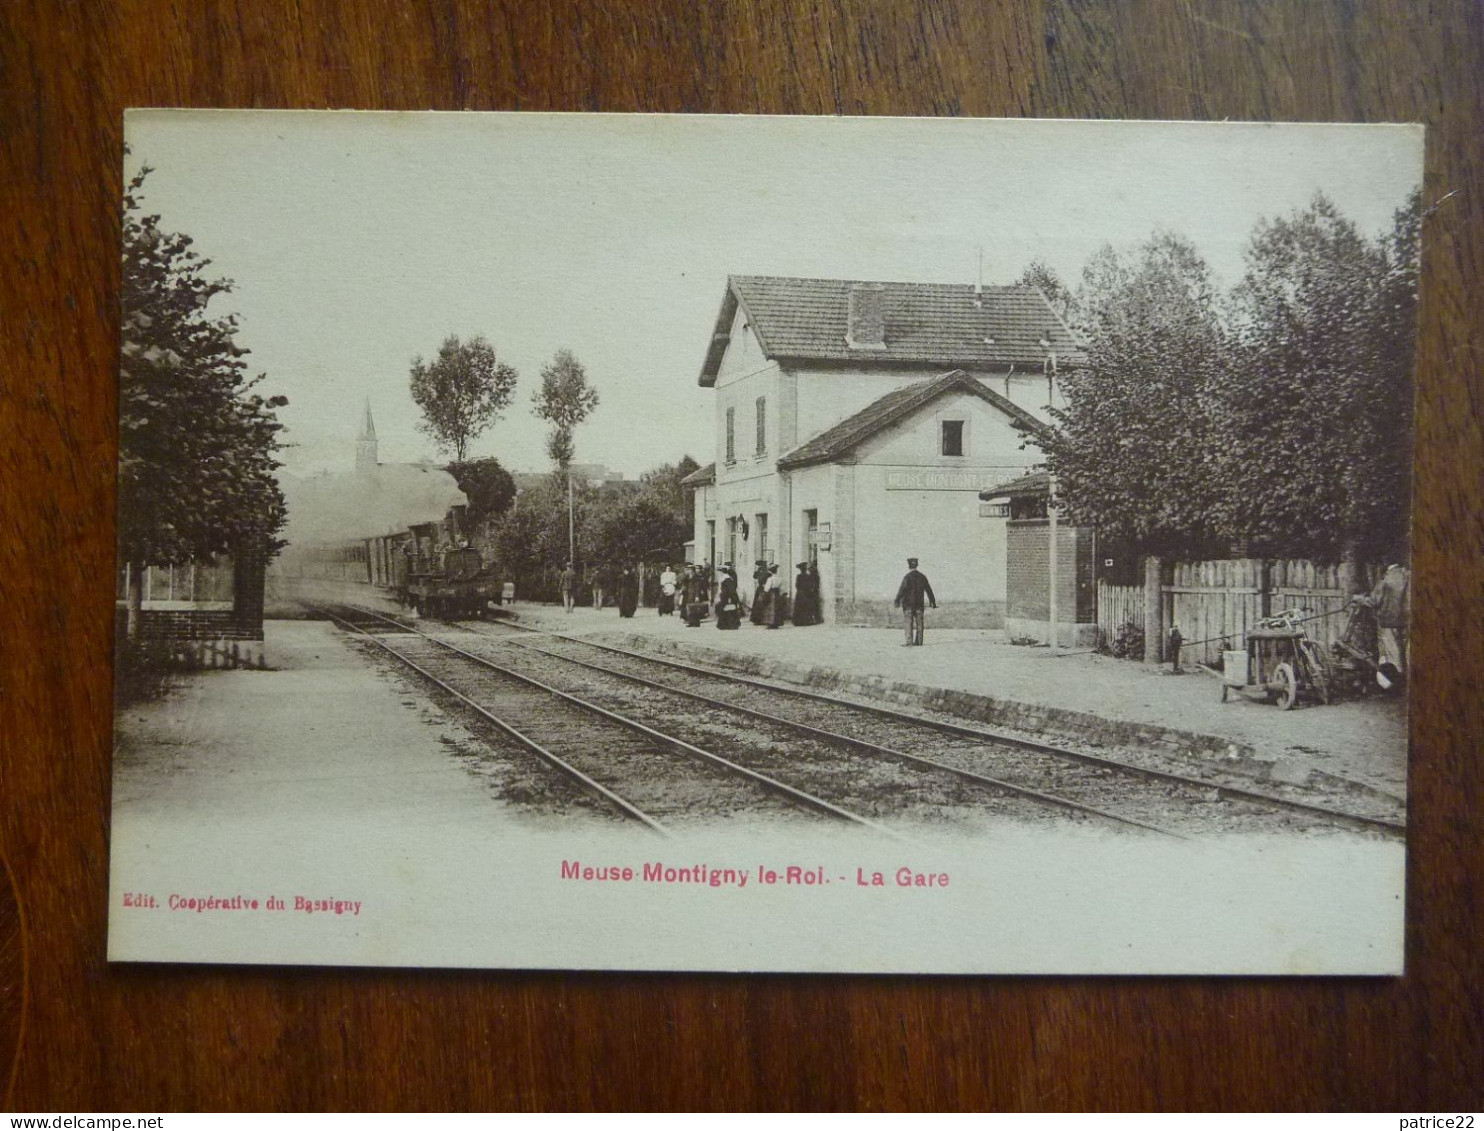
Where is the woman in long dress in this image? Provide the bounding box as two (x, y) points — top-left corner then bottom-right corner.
(617, 566), (639, 618)
(715, 568), (742, 630)
(806, 561), (822, 625)
(791, 562), (812, 626)
(749, 561), (770, 625)
(764, 564), (785, 629)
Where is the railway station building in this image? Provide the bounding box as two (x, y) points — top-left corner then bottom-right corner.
(684, 275), (1085, 627)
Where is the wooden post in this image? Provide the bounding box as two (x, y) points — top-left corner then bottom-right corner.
(1047, 480), (1059, 651)
(126, 562), (144, 642)
(1143, 555), (1164, 664)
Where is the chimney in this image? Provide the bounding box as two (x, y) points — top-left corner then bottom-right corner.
(845, 284), (887, 350)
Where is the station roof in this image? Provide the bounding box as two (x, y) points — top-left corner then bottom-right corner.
(777, 370), (1049, 471)
(680, 462), (716, 487)
(699, 275), (1085, 386)
(978, 469), (1050, 500)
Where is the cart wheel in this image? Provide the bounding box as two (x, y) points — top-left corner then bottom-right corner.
(1273, 663), (1298, 710)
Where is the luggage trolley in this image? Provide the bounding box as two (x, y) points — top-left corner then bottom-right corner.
(1219, 610), (1332, 710)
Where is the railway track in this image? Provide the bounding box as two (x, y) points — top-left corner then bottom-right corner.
(310, 604), (898, 838)
(449, 612), (1406, 841)
(320, 602), (1206, 838)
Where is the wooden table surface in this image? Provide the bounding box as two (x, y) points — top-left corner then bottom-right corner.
(2, 0), (1481, 1112)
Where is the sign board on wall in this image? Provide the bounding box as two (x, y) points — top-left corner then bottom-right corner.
(885, 470), (1021, 491)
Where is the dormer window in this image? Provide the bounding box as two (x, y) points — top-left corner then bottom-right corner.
(941, 420), (965, 457)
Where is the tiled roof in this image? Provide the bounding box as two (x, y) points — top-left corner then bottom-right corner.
(699, 275), (1084, 386)
(680, 462), (716, 487)
(777, 371), (1049, 471)
(979, 469), (1049, 499)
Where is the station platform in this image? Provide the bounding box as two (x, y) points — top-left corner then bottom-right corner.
(499, 599), (1409, 804)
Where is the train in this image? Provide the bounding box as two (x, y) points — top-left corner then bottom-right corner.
(366, 505), (501, 618)
(285, 503), (502, 619)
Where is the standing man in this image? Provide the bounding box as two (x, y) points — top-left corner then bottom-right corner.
(893, 557), (937, 646)
(1359, 562), (1410, 683)
(559, 561), (576, 614)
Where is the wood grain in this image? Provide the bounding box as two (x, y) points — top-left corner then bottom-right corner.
(2, 0), (1480, 1111)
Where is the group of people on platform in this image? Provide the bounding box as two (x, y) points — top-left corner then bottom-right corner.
(563, 558), (828, 631)
(559, 555), (935, 643)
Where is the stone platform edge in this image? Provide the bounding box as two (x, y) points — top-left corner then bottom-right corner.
(504, 611), (1398, 806)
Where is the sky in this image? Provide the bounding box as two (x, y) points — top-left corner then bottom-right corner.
(123, 112), (1422, 479)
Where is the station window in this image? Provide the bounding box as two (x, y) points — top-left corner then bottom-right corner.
(941, 419), (965, 457)
(755, 396), (767, 455)
(725, 406), (736, 463)
(755, 513), (769, 562)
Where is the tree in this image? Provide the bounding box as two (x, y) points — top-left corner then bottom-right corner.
(638, 455), (701, 518)
(409, 335), (518, 462)
(119, 161), (288, 639)
(490, 477), (600, 598)
(532, 349), (600, 474)
(1219, 192), (1419, 562)
(445, 457), (517, 528)
(532, 348), (600, 564)
(1016, 259), (1076, 323)
(1042, 232), (1232, 556)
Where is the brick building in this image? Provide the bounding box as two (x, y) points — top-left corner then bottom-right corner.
(115, 536), (269, 669)
(686, 275), (1083, 626)
(979, 470), (1097, 646)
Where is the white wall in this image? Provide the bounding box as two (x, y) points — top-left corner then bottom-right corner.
(713, 306), (781, 491)
(789, 366), (1061, 456)
(844, 390), (1043, 608)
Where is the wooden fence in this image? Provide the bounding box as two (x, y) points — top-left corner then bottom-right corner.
(1097, 559), (1383, 665)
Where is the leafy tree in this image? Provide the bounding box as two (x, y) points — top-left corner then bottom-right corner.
(445, 456), (517, 528)
(409, 335), (518, 462)
(1042, 232), (1232, 556)
(1016, 259), (1076, 323)
(532, 348), (600, 472)
(490, 477), (600, 598)
(1219, 192), (1419, 562)
(119, 161), (288, 638)
(638, 455), (701, 517)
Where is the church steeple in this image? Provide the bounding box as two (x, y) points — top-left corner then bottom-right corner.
(356, 398), (378, 476)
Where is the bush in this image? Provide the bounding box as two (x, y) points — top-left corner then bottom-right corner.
(114, 637), (180, 706)
(1107, 620), (1145, 660)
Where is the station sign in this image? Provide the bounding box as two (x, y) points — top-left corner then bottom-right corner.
(886, 470), (995, 491)
(979, 502), (1011, 518)
(809, 523), (832, 549)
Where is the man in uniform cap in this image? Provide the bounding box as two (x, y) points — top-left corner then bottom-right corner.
(893, 557), (937, 646)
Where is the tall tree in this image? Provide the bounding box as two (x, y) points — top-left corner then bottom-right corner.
(409, 335), (518, 461)
(532, 348), (600, 565)
(1219, 192), (1419, 562)
(1042, 233), (1232, 557)
(532, 348), (600, 474)
(119, 161), (288, 638)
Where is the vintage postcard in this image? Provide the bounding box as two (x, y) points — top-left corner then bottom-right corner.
(111, 112), (1419, 973)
